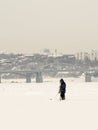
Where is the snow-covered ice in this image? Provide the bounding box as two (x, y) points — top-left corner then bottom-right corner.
(0, 77), (98, 130)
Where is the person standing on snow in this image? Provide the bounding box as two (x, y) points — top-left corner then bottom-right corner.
(59, 79), (66, 100)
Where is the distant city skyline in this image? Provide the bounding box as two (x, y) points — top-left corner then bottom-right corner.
(0, 0), (98, 54)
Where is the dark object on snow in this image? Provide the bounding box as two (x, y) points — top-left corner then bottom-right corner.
(59, 79), (66, 100)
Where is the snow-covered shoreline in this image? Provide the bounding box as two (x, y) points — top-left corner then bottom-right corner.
(0, 78), (98, 130)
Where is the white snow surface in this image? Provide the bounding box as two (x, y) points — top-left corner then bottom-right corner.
(0, 77), (98, 130)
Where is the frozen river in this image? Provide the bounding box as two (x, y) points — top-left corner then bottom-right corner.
(0, 77), (98, 130)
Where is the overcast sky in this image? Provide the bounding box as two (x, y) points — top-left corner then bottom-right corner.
(0, 0), (98, 54)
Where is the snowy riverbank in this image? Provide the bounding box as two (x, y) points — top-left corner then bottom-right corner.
(0, 78), (98, 130)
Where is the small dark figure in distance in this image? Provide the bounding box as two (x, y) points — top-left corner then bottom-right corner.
(59, 79), (66, 100)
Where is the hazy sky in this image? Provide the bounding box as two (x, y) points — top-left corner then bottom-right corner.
(0, 0), (98, 54)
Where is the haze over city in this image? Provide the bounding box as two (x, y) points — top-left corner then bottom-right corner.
(0, 0), (98, 54)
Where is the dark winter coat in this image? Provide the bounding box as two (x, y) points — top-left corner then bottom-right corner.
(59, 79), (66, 94)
